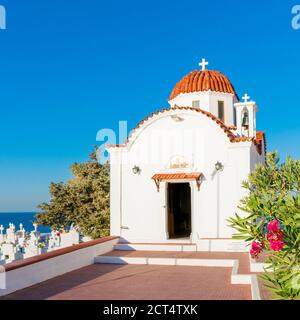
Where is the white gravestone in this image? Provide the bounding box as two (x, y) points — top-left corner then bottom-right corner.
(70, 227), (80, 245)
(59, 232), (71, 248)
(48, 230), (61, 251)
(6, 223), (17, 245)
(60, 226), (80, 247)
(23, 224), (41, 258)
(1, 242), (22, 263)
(16, 223), (26, 251)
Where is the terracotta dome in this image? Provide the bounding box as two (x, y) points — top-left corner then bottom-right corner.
(169, 69), (238, 100)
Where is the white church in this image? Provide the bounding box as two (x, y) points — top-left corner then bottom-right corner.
(106, 59), (266, 247)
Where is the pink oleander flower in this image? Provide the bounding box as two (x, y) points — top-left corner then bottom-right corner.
(267, 230), (284, 242)
(250, 240), (264, 258)
(267, 220), (280, 233)
(269, 239), (285, 251)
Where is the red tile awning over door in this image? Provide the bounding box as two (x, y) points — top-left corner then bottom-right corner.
(151, 172), (203, 192)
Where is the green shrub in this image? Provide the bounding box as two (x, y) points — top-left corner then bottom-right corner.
(228, 152), (300, 300)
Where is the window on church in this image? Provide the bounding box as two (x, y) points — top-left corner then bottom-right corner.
(192, 100), (200, 108)
(218, 101), (225, 122)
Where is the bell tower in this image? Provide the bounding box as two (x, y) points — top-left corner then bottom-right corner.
(234, 94), (258, 137)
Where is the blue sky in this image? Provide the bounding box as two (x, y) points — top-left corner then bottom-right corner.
(0, 0), (299, 211)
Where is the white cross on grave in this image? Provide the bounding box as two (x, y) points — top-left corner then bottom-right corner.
(199, 58), (209, 71)
(242, 93), (250, 103)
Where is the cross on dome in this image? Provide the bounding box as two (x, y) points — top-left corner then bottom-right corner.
(199, 58), (209, 71)
(242, 93), (250, 103)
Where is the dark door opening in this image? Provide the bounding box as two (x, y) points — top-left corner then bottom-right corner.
(167, 183), (191, 239)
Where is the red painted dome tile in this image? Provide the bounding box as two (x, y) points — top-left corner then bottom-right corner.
(169, 70), (237, 100)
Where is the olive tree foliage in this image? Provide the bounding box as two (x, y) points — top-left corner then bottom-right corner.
(36, 149), (110, 239)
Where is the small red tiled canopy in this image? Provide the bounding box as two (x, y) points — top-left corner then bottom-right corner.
(151, 172), (203, 192)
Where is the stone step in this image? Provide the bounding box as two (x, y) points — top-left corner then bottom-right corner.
(114, 243), (197, 252)
(196, 239), (248, 252)
(96, 250), (252, 273)
(116, 239), (248, 252)
(118, 238), (192, 244)
(94, 255), (236, 267)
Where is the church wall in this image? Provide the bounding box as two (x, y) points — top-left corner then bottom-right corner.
(109, 151), (122, 236)
(109, 111), (254, 242)
(169, 92), (210, 111)
(219, 143), (253, 236)
(208, 93), (235, 126)
(169, 92), (235, 126)
(120, 163), (166, 241)
(250, 143), (265, 171)
(118, 113), (205, 242)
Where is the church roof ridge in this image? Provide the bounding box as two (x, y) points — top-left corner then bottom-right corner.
(106, 106), (266, 156)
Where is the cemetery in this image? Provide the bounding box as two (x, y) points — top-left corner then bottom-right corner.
(0, 222), (83, 265)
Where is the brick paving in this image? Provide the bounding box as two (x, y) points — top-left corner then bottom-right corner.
(1, 263), (251, 300)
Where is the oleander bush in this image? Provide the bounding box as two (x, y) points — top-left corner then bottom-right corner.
(228, 152), (300, 300)
(36, 147), (110, 239)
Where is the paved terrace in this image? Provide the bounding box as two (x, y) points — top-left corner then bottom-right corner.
(1, 263), (251, 300)
(1, 247), (264, 300)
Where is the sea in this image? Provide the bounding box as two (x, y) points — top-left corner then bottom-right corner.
(0, 212), (50, 234)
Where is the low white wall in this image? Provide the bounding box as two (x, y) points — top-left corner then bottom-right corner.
(196, 239), (248, 252)
(0, 237), (119, 297)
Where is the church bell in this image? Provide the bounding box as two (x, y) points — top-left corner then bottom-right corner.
(242, 112), (249, 127)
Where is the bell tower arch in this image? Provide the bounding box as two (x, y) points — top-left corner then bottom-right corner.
(234, 94), (258, 137)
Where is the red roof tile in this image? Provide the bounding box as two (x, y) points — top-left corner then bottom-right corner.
(169, 70), (238, 100)
(255, 131), (266, 156)
(152, 172), (202, 181)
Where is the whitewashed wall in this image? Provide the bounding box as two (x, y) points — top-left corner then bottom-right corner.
(108, 108), (263, 243)
(169, 91), (238, 126)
